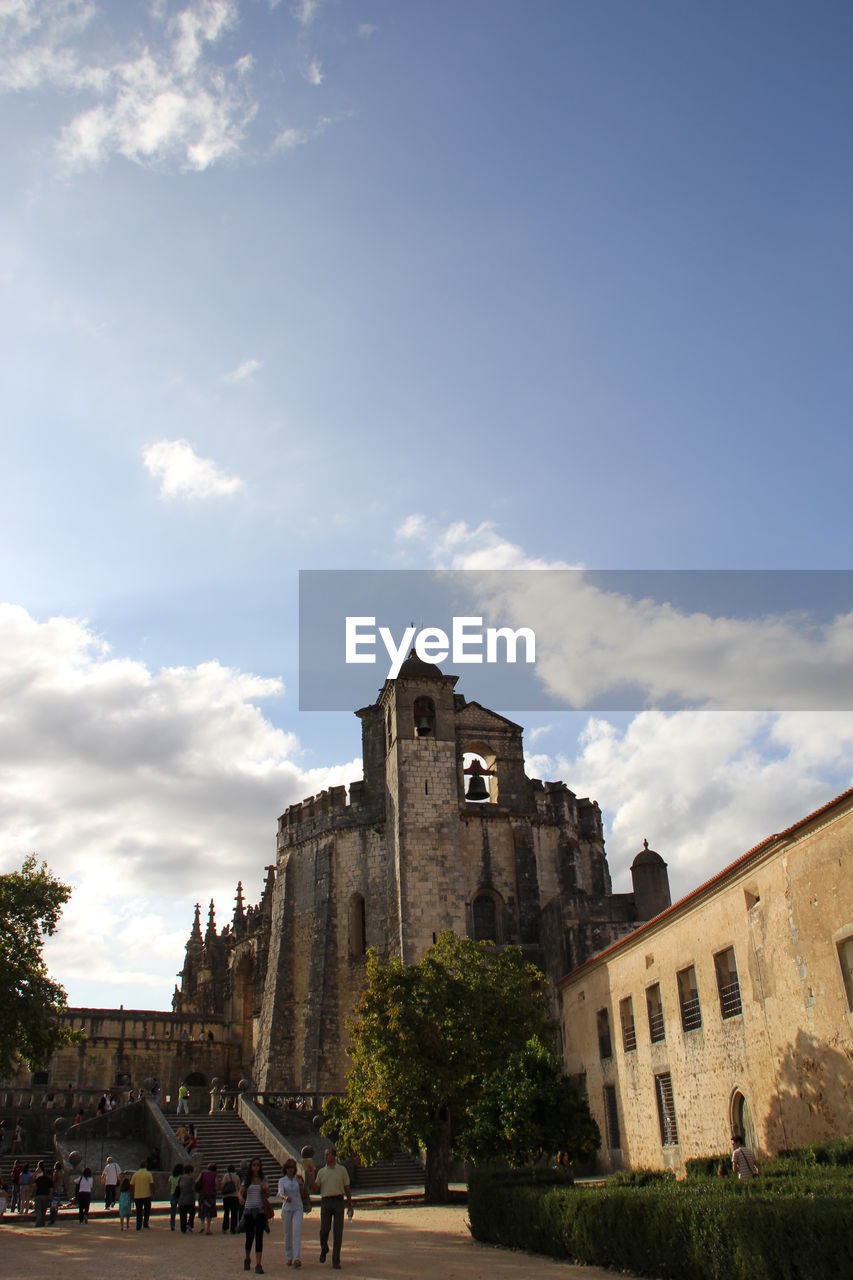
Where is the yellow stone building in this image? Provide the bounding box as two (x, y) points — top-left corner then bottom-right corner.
(559, 787), (853, 1172)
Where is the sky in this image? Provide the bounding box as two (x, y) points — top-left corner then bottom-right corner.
(1, 0), (851, 1010)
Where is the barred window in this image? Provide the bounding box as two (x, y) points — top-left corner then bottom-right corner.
(603, 1084), (621, 1149)
(655, 1072), (678, 1146)
(646, 982), (665, 1043)
(677, 965), (702, 1032)
(714, 946), (743, 1019)
(619, 995), (637, 1052)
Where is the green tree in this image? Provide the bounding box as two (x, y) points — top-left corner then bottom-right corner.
(0, 855), (74, 1074)
(323, 932), (600, 1201)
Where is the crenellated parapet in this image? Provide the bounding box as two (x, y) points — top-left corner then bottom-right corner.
(276, 782), (380, 850)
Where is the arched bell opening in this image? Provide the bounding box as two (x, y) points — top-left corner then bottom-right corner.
(462, 748), (498, 803)
(413, 696), (436, 738)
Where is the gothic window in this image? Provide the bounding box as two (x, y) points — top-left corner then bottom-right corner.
(472, 892), (498, 943)
(413, 696), (435, 737)
(349, 892), (366, 957)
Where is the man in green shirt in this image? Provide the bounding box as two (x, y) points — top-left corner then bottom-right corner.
(130, 1160), (155, 1230)
(177, 1081), (190, 1115)
(310, 1147), (353, 1269)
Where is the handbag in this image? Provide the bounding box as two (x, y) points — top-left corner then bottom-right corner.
(300, 1180), (312, 1214)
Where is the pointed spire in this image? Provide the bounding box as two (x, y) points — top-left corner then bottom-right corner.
(205, 899), (217, 945)
(189, 902), (202, 944)
(233, 880), (245, 927)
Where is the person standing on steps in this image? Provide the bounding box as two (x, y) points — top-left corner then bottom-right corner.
(309, 1147), (353, 1271)
(177, 1080), (190, 1115)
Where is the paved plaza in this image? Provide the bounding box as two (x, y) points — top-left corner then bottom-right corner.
(1, 1202), (623, 1279)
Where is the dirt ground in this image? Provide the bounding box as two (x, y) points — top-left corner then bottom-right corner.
(1, 1202), (622, 1279)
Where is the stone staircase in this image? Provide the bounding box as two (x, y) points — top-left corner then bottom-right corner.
(165, 1111), (283, 1174)
(351, 1149), (424, 1191)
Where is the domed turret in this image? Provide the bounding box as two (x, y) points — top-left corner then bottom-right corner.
(630, 839), (671, 920)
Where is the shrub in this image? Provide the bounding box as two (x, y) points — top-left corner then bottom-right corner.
(468, 1168), (853, 1279)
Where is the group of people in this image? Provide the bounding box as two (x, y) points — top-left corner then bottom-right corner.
(160, 1146), (354, 1272)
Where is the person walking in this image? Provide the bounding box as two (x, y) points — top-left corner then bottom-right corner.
(238, 1156), (272, 1274)
(75, 1167), (94, 1223)
(220, 1163), (240, 1234)
(49, 1160), (64, 1224)
(19, 1163), (33, 1214)
(101, 1155), (121, 1209)
(178, 1163), (197, 1233)
(177, 1080), (190, 1115)
(118, 1176), (132, 1230)
(130, 1159), (154, 1230)
(197, 1162), (218, 1233)
(731, 1133), (760, 1180)
(11, 1122), (24, 1155)
(168, 1161), (183, 1230)
(310, 1147), (353, 1270)
(10, 1159), (22, 1213)
(277, 1157), (306, 1268)
(33, 1161), (53, 1227)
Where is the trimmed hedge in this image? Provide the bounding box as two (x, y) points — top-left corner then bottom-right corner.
(468, 1168), (853, 1279)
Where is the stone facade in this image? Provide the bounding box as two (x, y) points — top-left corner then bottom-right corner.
(249, 657), (663, 1092)
(8, 660), (667, 1101)
(558, 788), (853, 1173)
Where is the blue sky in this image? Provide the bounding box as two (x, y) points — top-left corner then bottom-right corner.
(1, 1), (851, 1009)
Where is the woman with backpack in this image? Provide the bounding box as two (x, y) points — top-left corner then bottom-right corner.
(220, 1164), (240, 1234)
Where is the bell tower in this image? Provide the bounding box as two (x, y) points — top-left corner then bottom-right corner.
(378, 651), (467, 963)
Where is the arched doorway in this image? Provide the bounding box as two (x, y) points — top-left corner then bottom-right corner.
(730, 1089), (757, 1152)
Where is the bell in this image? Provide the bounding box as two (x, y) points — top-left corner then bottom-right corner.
(465, 773), (490, 802)
(416, 716), (432, 736)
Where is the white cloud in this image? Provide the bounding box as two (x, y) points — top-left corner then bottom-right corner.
(0, 604), (361, 1003)
(401, 515), (853, 908)
(221, 356), (262, 383)
(397, 514), (853, 712)
(142, 438), (243, 499)
(357, 23), (377, 39)
(305, 54), (322, 86)
(1, 0), (258, 171)
(293, 0), (319, 28)
(537, 707), (853, 903)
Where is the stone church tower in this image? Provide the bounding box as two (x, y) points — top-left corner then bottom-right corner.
(238, 655), (669, 1093)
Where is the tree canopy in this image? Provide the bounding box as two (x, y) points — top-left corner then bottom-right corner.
(0, 855), (73, 1074)
(323, 932), (599, 1200)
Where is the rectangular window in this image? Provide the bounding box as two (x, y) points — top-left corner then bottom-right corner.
(646, 982), (665, 1043)
(837, 936), (853, 1011)
(655, 1072), (679, 1146)
(677, 965), (702, 1032)
(619, 995), (637, 1052)
(714, 946), (743, 1019)
(603, 1084), (621, 1149)
(597, 1007), (612, 1061)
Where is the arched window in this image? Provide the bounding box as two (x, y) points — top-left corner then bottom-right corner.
(413, 696), (435, 737)
(349, 892), (366, 957)
(462, 748), (497, 803)
(472, 892), (498, 943)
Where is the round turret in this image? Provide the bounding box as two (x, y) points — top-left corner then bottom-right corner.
(630, 838), (672, 921)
